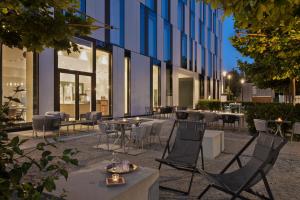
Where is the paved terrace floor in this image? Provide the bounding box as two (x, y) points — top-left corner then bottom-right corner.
(10, 120), (300, 200)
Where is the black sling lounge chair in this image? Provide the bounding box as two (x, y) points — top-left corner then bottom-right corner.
(156, 120), (206, 195)
(198, 132), (287, 200)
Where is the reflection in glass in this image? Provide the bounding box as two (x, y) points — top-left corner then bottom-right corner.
(2, 45), (33, 122)
(60, 73), (76, 119)
(152, 65), (160, 107)
(96, 50), (110, 116)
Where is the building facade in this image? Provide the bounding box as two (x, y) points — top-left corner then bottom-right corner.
(0, 0), (223, 122)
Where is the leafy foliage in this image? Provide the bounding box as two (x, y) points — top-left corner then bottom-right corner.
(0, 88), (79, 199)
(224, 69), (244, 100)
(245, 103), (300, 134)
(201, 0), (300, 102)
(0, 0), (97, 52)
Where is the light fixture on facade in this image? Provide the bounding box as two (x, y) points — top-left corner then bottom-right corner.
(79, 50), (88, 61)
(98, 55), (108, 65)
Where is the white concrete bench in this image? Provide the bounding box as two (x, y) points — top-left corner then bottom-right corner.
(202, 130), (224, 159)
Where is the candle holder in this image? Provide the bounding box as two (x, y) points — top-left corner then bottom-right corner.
(112, 174), (119, 182)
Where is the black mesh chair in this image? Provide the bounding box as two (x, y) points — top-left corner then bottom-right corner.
(176, 111), (189, 120)
(198, 132), (287, 200)
(188, 112), (205, 121)
(156, 120), (206, 195)
(221, 114), (240, 128)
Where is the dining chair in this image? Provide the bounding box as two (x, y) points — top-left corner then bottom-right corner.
(291, 122), (300, 142)
(253, 119), (270, 133)
(156, 120), (206, 195)
(198, 132), (287, 200)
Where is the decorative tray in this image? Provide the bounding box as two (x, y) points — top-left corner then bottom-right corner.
(106, 163), (138, 174)
(106, 177), (126, 186)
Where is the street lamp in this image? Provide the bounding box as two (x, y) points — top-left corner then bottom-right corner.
(227, 74), (232, 100)
(240, 78), (245, 102)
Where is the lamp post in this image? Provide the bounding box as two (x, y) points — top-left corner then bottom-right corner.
(240, 78), (245, 102)
(222, 71), (227, 93)
(227, 74), (232, 100)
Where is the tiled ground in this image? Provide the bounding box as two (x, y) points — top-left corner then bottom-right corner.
(10, 120), (300, 200)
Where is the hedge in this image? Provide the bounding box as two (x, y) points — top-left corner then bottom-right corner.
(195, 100), (300, 134)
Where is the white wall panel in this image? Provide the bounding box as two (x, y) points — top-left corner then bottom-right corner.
(172, 29), (181, 68)
(131, 53), (150, 116)
(39, 49), (54, 114)
(112, 46), (125, 117)
(125, 0), (139, 52)
(87, 0), (105, 41)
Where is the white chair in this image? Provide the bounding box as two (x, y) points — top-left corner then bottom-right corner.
(132, 125), (152, 150)
(150, 122), (163, 146)
(291, 122), (300, 142)
(253, 119), (269, 133)
(97, 122), (118, 151)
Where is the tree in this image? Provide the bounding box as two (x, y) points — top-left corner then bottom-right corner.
(0, 0), (98, 52)
(224, 69), (243, 101)
(200, 0), (300, 103)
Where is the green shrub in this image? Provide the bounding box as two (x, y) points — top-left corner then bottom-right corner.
(245, 103), (300, 134)
(195, 99), (222, 111)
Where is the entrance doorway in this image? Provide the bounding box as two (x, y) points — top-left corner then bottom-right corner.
(60, 73), (92, 120)
(179, 78), (194, 108)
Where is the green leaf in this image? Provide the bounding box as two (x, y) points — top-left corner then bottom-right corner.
(9, 136), (19, 146)
(63, 148), (72, 155)
(44, 177), (56, 192)
(42, 151), (51, 158)
(60, 169), (68, 180)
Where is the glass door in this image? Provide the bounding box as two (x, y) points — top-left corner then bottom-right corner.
(60, 73), (92, 120)
(60, 73), (76, 120)
(79, 75), (92, 117)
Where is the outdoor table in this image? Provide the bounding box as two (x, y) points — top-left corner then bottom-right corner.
(105, 118), (150, 154)
(48, 161), (159, 200)
(268, 119), (291, 137)
(60, 120), (93, 132)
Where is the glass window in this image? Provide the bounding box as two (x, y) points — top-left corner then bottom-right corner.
(207, 31), (211, 50)
(148, 11), (157, 58)
(163, 22), (171, 62)
(152, 65), (160, 107)
(60, 73), (76, 118)
(58, 38), (93, 73)
(181, 33), (187, 69)
(194, 43), (197, 72)
(189, 38), (193, 71)
(124, 57), (130, 115)
(201, 21), (205, 45)
(2, 46), (34, 122)
(162, 0), (169, 20)
(80, 0), (86, 14)
(146, 0), (156, 11)
(96, 50), (111, 116)
(110, 0), (125, 47)
(190, 13), (195, 39)
(79, 75), (92, 116)
(177, 1), (184, 32)
(201, 47), (205, 73)
(208, 51), (212, 77)
(215, 35), (218, 55)
(203, 3), (206, 22)
(166, 65), (173, 105)
(208, 6), (212, 31)
(213, 12), (217, 33)
(140, 4), (146, 55)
